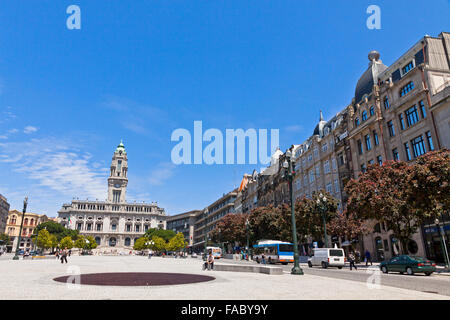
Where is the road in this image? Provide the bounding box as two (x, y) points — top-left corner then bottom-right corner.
(220, 259), (450, 297)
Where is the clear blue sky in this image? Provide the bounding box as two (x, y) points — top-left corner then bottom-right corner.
(1, 1), (449, 217)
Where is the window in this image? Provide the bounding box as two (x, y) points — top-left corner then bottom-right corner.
(308, 154), (313, 162)
(309, 170), (314, 183)
(86, 224), (92, 231)
(77, 223), (82, 231)
(324, 160), (330, 174)
(95, 237), (101, 245)
(377, 155), (383, 166)
(365, 134), (372, 151)
(313, 148), (318, 158)
(383, 97), (390, 109)
(111, 224), (117, 231)
(109, 237), (117, 247)
(426, 131), (434, 151)
(401, 61), (414, 75)
(357, 139), (363, 155)
(362, 110), (368, 122)
(125, 238), (131, 246)
(332, 158), (337, 170)
(113, 190), (121, 203)
(326, 183), (333, 194)
(96, 224), (102, 231)
(400, 81), (414, 97)
(315, 165), (320, 179)
(392, 148), (399, 161)
(404, 142), (412, 161)
(334, 179), (340, 194)
(419, 100), (427, 118)
(399, 114), (405, 130)
(373, 131), (379, 146)
(387, 121), (395, 137)
(405, 105), (419, 127)
(369, 106), (375, 117)
(411, 135), (426, 158)
(355, 118), (360, 127)
(322, 143), (328, 153)
(126, 224), (131, 232)
(338, 153), (345, 166)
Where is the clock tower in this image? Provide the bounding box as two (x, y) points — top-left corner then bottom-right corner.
(107, 141), (128, 203)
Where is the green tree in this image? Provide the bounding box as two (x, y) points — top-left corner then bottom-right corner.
(210, 213), (249, 245)
(74, 235), (86, 250)
(167, 233), (187, 252)
(85, 236), (97, 250)
(59, 236), (74, 249)
(34, 220), (78, 241)
(133, 237), (149, 251)
(49, 234), (59, 250)
(328, 210), (371, 248)
(144, 228), (176, 242)
(37, 229), (52, 250)
(149, 236), (166, 253)
(0, 233), (11, 246)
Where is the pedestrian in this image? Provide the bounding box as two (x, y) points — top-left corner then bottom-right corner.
(207, 252), (215, 270)
(261, 253), (266, 265)
(365, 250), (373, 266)
(68, 249), (72, 257)
(55, 250), (60, 260)
(60, 247), (68, 264)
(348, 252), (357, 270)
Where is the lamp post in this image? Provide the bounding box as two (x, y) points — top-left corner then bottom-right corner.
(317, 192), (329, 248)
(13, 197), (28, 260)
(245, 219), (250, 260)
(282, 149), (303, 275)
(435, 218), (450, 269)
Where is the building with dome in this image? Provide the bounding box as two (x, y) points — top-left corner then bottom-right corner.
(57, 141), (167, 252)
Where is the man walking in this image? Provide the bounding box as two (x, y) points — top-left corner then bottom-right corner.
(365, 250), (373, 266)
(348, 252), (357, 270)
(60, 247), (68, 264)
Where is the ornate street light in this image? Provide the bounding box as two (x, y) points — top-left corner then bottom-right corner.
(282, 149), (303, 275)
(435, 218), (450, 269)
(13, 197), (28, 260)
(317, 192), (329, 248)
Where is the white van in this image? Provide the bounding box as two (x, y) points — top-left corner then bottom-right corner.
(308, 248), (346, 269)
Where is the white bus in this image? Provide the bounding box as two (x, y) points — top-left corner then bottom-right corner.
(206, 246), (222, 259)
(252, 240), (294, 265)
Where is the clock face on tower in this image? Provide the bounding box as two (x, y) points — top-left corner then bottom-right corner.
(114, 183), (121, 188)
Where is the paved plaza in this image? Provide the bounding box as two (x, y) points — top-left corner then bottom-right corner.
(1, 254), (449, 300)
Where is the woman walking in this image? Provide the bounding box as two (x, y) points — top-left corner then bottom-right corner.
(348, 252), (357, 270)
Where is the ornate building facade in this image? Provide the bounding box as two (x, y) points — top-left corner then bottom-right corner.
(6, 210), (48, 253)
(0, 194), (10, 234)
(57, 142), (167, 252)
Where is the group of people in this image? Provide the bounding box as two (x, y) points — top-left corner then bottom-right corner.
(347, 250), (373, 270)
(55, 248), (71, 263)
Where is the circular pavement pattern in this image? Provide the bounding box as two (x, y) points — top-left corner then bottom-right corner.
(53, 272), (215, 286)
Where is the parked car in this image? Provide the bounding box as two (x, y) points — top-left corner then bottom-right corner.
(18, 249), (24, 255)
(380, 255), (436, 276)
(308, 248), (346, 269)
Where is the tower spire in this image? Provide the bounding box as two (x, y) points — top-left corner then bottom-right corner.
(320, 110), (324, 122)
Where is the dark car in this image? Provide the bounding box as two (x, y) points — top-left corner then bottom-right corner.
(18, 250), (24, 255)
(380, 255), (436, 276)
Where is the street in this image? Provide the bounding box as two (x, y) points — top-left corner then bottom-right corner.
(221, 258), (450, 297)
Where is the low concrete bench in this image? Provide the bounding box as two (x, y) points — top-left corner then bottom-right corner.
(214, 263), (283, 275)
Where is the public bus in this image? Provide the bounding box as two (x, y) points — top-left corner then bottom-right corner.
(252, 240), (294, 265)
(206, 246), (222, 259)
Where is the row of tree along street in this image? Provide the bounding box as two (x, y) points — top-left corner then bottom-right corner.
(209, 149), (449, 255)
(133, 228), (188, 254)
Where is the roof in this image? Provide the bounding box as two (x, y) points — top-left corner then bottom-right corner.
(115, 140), (127, 154)
(354, 51), (388, 104)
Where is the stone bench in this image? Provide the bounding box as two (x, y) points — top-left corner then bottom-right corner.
(214, 263), (283, 275)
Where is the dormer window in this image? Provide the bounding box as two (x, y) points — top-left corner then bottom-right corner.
(362, 111), (368, 122)
(355, 118), (360, 127)
(400, 81), (414, 97)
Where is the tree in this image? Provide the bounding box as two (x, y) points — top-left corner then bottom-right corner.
(36, 229), (52, 250)
(328, 210), (371, 246)
(144, 228), (176, 242)
(74, 235), (86, 250)
(85, 236), (97, 250)
(59, 236), (74, 249)
(248, 205), (286, 243)
(346, 160), (429, 253)
(34, 220), (78, 241)
(167, 233), (187, 252)
(210, 213), (249, 245)
(0, 233), (11, 246)
(149, 236), (166, 253)
(133, 237), (149, 251)
(49, 234), (59, 251)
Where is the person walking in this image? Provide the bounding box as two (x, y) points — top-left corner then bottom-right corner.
(55, 250), (60, 260)
(365, 250), (373, 266)
(261, 253), (266, 265)
(60, 247), (68, 264)
(207, 252), (215, 270)
(348, 252), (357, 270)
(68, 249), (72, 257)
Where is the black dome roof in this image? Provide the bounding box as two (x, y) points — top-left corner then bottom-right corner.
(355, 51), (388, 104)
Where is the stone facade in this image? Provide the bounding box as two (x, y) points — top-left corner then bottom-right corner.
(57, 142), (167, 252)
(0, 194), (10, 234)
(166, 210), (200, 247)
(6, 210), (48, 252)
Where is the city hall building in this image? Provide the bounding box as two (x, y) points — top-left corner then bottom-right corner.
(57, 142), (167, 252)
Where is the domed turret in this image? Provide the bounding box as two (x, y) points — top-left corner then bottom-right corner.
(354, 51), (388, 104)
(313, 110), (327, 136)
(115, 140), (127, 155)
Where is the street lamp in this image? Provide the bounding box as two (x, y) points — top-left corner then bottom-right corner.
(317, 192), (329, 248)
(13, 197), (28, 260)
(282, 149), (303, 275)
(435, 218), (450, 269)
(245, 219), (250, 260)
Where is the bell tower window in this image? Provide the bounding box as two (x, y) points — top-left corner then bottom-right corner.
(113, 190), (121, 203)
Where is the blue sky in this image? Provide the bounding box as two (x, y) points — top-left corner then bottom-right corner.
(1, 1), (449, 217)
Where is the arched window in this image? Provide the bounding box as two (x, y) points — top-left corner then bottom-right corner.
(95, 237), (101, 246)
(125, 238), (131, 246)
(30, 219), (34, 226)
(24, 218), (29, 226)
(408, 240), (418, 254)
(109, 237), (116, 247)
(10, 216), (17, 224)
